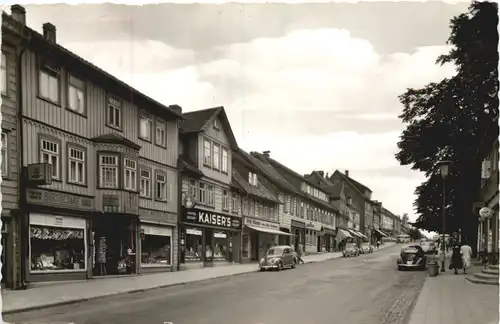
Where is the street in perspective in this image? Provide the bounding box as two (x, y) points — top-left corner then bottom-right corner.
(1, 1), (499, 324)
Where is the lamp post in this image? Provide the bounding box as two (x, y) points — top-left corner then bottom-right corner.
(438, 160), (452, 272)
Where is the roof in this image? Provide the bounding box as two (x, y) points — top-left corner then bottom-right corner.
(2, 12), (183, 121)
(255, 153), (338, 212)
(305, 171), (343, 198)
(179, 158), (204, 178)
(92, 133), (140, 150)
(332, 170), (372, 194)
(232, 169), (280, 203)
(180, 106), (239, 150)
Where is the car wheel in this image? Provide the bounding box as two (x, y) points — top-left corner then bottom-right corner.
(277, 262), (283, 271)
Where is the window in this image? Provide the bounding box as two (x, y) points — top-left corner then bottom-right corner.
(289, 197), (294, 216)
(155, 118), (166, 146)
(248, 172), (257, 186)
(99, 155), (118, 188)
(40, 138), (60, 179)
(213, 119), (220, 130)
(184, 227), (202, 262)
(222, 190), (229, 210)
(242, 198), (249, 216)
(107, 96), (121, 129)
(207, 184), (215, 206)
(232, 193), (237, 212)
(139, 112), (152, 141)
(140, 169), (151, 198)
(188, 179), (197, 199)
(39, 67), (59, 103)
(213, 231), (231, 261)
(213, 144), (220, 170)
(141, 225), (172, 267)
(1, 53), (6, 95)
(155, 173), (167, 201)
(68, 147), (85, 184)
(284, 196), (289, 213)
(1, 132), (7, 176)
(221, 148), (228, 173)
(68, 75), (85, 114)
(199, 182), (207, 204)
(124, 159), (137, 191)
(203, 139), (211, 166)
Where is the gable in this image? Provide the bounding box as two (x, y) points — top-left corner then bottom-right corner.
(204, 117), (230, 146)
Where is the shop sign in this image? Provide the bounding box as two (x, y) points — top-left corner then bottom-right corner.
(306, 222), (315, 229)
(186, 228), (202, 236)
(26, 163), (52, 186)
(244, 217), (279, 230)
(291, 220), (306, 229)
(26, 188), (93, 211)
(184, 209), (241, 229)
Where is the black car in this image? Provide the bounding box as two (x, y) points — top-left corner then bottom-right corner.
(397, 245), (427, 271)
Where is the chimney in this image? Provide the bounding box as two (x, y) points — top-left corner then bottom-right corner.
(318, 171), (324, 177)
(262, 150), (270, 158)
(42, 22), (56, 43)
(169, 104), (182, 114)
(345, 170), (349, 177)
(11, 5), (26, 25)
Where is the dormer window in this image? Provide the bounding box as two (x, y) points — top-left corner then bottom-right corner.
(347, 196), (352, 205)
(248, 172), (257, 186)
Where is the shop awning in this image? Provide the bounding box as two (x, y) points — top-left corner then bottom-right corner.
(246, 225), (292, 236)
(353, 230), (368, 239)
(322, 227), (336, 236)
(374, 228), (388, 237)
(335, 229), (352, 241)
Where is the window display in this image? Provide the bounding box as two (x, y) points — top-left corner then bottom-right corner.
(213, 231), (230, 261)
(141, 234), (171, 267)
(185, 228), (202, 262)
(30, 225), (86, 271)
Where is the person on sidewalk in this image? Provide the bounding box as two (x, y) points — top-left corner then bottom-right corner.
(376, 240), (380, 249)
(295, 243), (305, 264)
(460, 241), (473, 274)
(450, 244), (464, 274)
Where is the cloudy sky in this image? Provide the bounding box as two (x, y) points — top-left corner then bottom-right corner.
(19, 1), (469, 221)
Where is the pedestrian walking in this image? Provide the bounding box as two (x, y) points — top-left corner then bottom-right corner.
(460, 241), (472, 274)
(376, 240), (380, 249)
(295, 243), (305, 264)
(449, 244), (464, 274)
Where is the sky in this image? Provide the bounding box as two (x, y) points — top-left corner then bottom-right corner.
(16, 1), (470, 222)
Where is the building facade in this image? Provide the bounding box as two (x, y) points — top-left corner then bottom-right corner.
(178, 107), (242, 269)
(7, 7), (183, 284)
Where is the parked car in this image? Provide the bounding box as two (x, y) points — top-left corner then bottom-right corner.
(397, 245), (427, 271)
(360, 242), (374, 254)
(342, 242), (360, 257)
(420, 241), (437, 254)
(259, 245), (296, 271)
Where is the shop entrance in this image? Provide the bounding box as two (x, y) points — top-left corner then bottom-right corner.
(250, 231), (259, 261)
(92, 215), (137, 276)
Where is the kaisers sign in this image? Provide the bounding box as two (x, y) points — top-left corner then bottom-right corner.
(184, 209), (241, 229)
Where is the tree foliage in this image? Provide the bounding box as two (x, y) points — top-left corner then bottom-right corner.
(396, 2), (499, 234)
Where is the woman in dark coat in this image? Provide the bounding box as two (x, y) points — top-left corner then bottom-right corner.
(450, 244), (464, 274)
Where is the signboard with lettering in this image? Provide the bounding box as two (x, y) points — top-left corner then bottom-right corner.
(291, 220), (306, 229)
(243, 217), (279, 230)
(27, 163), (52, 186)
(183, 209), (241, 230)
(26, 188), (93, 211)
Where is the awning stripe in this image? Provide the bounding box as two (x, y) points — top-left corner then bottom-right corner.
(245, 224), (293, 236)
(374, 229), (388, 237)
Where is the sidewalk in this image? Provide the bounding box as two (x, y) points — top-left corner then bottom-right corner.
(407, 264), (499, 324)
(1, 244), (395, 315)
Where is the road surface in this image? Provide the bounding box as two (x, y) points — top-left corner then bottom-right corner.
(4, 245), (427, 324)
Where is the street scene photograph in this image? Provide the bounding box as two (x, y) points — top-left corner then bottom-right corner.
(0, 1), (498, 324)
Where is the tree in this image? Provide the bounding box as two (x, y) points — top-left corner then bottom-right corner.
(402, 213), (410, 227)
(407, 227), (423, 241)
(395, 1), (499, 241)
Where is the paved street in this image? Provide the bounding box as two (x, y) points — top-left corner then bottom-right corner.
(4, 244), (426, 324)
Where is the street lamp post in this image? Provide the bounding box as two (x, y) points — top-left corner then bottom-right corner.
(438, 160), (452, 272)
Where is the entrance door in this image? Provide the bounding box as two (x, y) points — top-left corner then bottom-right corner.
(251, 232), (259, 261)
(204, 228), (214, 266)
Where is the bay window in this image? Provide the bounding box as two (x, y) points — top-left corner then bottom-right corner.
(99, 155), (118, 188)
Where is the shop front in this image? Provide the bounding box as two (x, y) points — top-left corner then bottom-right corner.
(140, 223), (174, 272)
(321, 227), (336, 252)
(335, 228), (353, 251)
(305, 222), (321, 254)
(290, 219), (306, 252)
(23, 188), (94, 283)
(242, 217), (291, 262)
(180, 208), (242, 269)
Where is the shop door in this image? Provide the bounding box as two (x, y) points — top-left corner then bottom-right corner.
(251, 232), (259, 261)
(204, 229), (214, 266)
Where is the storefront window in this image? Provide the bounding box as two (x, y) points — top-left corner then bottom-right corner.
(30, 225), (86, 271)
(213, 231), (230, 261)
(185, 228), (202, 262)
(141, 233), (171, 267)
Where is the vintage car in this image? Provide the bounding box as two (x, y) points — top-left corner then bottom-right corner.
(259, 245), (296, 271)
(397, 245), (427, 271)
(342, 242), (359, 257)
(359, 242), (374, 254)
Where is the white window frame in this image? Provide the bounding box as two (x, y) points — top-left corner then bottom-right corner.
(188, 179), (197, 199)
(222, 190), (229, 210)
(155, 173), (167, 201)
(39, 68), (60, 103)
(199, 182), (207, 204)
(68, 74), (85, 114)
(221, 147), (228, 173)
(40, 138), (60, 180)
(213, 143), (220, 170)
(1, 132), (7, 177)
(207, 184), (215, 206)
(107, 95), (121, 129)
(155, 118), (166, 146)
(68, 146), (85, 185)
(203, 138), (211, 166)
(140, 169), (151, 198)
(232, 192), (237, 212)
(1, 52), (7, 95)
(139, 111), (152, 141)
(99, 155), (118, 188)
(124, 158), (137, 191)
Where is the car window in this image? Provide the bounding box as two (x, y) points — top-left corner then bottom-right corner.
(267, 248), (284, 256)
(283, 248), (291, 254)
